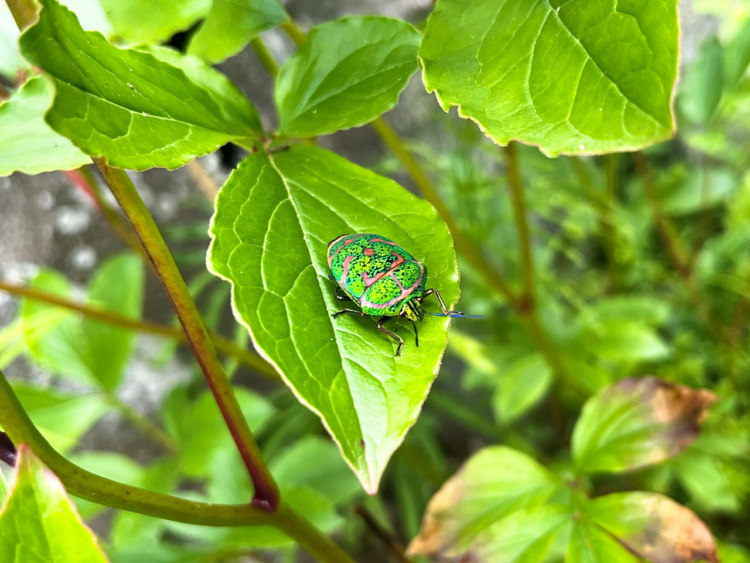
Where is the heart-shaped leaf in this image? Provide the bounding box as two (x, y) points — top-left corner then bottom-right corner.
(0, 445), (110, 563)
(276, 16), (421, 137)
(208, 145), (458, 492)
(19, 0), (261, 170)
(420, 0), (679, 155)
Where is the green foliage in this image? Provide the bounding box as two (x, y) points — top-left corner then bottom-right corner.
(0, 446), (109, 563)
(208, 145), (458, 492)
(0, 1), (749, 562)
(420, 0), (679, 155)
(0, 76), (89, 176)
(276, 16), (421, 137)
(188, 0), (289, 64)
(23, 253), (143, 391)
(19, 0), (262, 170)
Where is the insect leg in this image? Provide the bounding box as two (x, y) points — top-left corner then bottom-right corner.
(377, 316), (404, 357)
(334, 286), (352, 302)
(412, 320), (419, 348)
(332, 309), (364, 319)
(423, 288), (463, 315)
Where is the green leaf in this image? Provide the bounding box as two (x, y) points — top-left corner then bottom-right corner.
(187, 0), (289, 64)
(453, 504), (572, 563)
(11, 383), (109, 453)
(492, 353), (552, 424)
(587, 492), (719, 563)
(566, 517), (640, 563)
(19, 0), (261, 170)
(660, 167), (737, 216)
(420, 0), (679, 156)
(591, 296), (670, 326)
(678, 37), (724, 126)
(165, 387), (273, 478)
(276, 16), (421, 137)
(0, 3), (24, 78)
(572, 377), (716, 474)
(99, 0), (211, 45)
(209, 145), (458, 492)
(579, 321), (670, 362)
(408, 446), (564, 557)
(0, 76), (90, 176)
(724, 17), (750, 88)
(0, 445), (109, 563)
(269, 436), (362, 506)
(23, 254), (143, 391)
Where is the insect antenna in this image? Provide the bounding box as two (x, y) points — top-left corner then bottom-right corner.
(423, 312), (484, 319)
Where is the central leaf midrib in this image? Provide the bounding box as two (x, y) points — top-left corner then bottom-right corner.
(266, 153), (369, 479)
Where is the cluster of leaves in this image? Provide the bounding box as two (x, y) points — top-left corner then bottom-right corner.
(0, 0), (749, 562)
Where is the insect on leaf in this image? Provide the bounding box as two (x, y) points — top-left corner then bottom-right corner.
(208, 145), (459, 493)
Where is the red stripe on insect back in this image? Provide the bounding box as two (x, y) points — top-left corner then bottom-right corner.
(327, 234), (361, 268)
(338, 254), (354, 287)
(362, 253), (405, 288)
(361, 260), (424, 310)
(369, 238), (398, 246)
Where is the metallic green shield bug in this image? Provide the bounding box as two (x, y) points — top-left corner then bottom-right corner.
(327, 233), (480, 356)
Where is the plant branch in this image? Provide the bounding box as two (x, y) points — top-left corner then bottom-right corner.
(503, 142), (535, 310)
(103, 391), (179, 454)
(250, 37), (280, 77)
(185, 160), (219, 201)
(64, 168), (145, 259)
(355, 504), (412, 563)
(0, 369), (355, 563)
(94, 159), (280, 511)
(0, 280), (279, 381)
(634, 152), (726, 343)
(281, 20), (308, 47)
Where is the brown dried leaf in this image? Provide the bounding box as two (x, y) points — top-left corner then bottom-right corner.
(407, 446), (563, 558)
(587, 492), (719, 563)
(573, 377), (717, 474)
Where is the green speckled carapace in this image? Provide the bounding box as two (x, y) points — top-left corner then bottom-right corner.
(328, 233), (426, 318)
(327, 233), (467, 356)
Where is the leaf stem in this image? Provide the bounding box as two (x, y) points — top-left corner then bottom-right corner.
(281, 20), (308, 47)
(503, 142), (535, 311)
(354, 504), (412, 563)
(0, 368), (355, 563)
(185, 160), (219, 201)
(64, 168), (145, 259)
(634, 152), (726, 343)
(502, 144), (581, 393)
(0, 280), (279, 380)
(93, 159), (280, 511)
(102, 391), (179, 454)
(250, 37), (280, 77)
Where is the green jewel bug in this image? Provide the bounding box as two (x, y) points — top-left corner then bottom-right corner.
(327, 233), (481, 357)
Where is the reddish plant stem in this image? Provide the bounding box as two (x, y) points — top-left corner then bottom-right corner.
(354, 505), (412, 563)
(94, 159), (280, 511)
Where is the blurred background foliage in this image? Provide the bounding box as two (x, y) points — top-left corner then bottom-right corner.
(0, 0), (749, 562)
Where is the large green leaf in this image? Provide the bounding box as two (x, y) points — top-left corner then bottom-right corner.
(408, 446), (565, 557)
(23, 254), (144, 391)
(492, 353), (552, 424)
(208, 145), (458, 492)
(420, 0), (679, 155)
(276, 16), (421, 137)
(188, 0), (289, 64)
(19, 0), (261, 170)
(0, 446), (110, 563)
(566, 517), (640, 563)
(572, 377), (716, 474)
(99, 0), (211, 45)
(0, 76), (89, 176)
